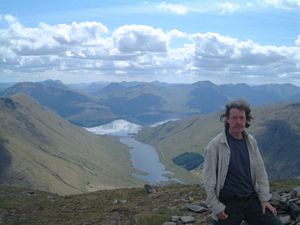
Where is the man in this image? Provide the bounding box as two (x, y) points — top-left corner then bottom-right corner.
(203, 99), (283, 225)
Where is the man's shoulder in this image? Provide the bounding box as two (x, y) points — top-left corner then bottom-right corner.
(244, 131), (257, 143)
(207, 132), (226, 147)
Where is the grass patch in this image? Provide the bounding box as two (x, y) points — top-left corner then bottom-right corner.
(0, 184), (207, 225)
(134, 213), (171, 225)
(270, 179), (300, 191)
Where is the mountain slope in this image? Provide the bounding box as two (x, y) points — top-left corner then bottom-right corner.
(3, 80), (300, 127)
(2, 80), (116, 126)
(136, 103), (300, 181)
(0, 94), (142, 195)
(94, 81), (300, 124)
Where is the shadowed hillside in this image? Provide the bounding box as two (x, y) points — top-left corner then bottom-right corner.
(0, 140), (11, 179)
(136, 103), (300, 181)
(256, 120), (300, 179)
(0, 95), (143, 195)
(2, 80), (116, 127)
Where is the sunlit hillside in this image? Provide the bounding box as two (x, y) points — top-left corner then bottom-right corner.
(0, 95), (143, 195)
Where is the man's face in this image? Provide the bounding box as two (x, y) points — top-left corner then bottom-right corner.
(226, 108), (246, 135)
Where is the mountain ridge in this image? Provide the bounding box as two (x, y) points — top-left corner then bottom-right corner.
(0, 94), (143, 195)
(2, 81), (116, 126)
(3, 80), (300, 126)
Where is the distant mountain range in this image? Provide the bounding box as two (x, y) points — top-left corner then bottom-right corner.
(135, 103), (300, 181)
(2, 80), (300, 126)
(2, 80), (116, 127)
(1, 80), (300, 185)
(0, 94), (142, 195)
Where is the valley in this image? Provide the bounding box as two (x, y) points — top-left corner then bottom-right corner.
(0, 80), (300, 195)
(0, 95), (143, 195)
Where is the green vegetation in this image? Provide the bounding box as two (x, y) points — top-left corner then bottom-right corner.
(1, 180), (299, 225)
(0, 95), (143, 195)
(0, 184), (207, 225)
(135, 113), (222, 183)
(270, 179), (300, 191)
(136, 103), (300, 182)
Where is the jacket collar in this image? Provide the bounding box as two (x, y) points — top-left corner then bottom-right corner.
(220, 129), (249, 144)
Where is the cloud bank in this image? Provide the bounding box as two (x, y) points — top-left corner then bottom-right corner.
(0, 14), (300, 85)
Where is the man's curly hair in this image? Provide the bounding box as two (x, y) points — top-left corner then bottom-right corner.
(220, 98), (253, 130)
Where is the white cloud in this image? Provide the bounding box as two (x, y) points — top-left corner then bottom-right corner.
(158, 2), (189, 15)
(114, 61), (130, 69)
(3, 14), (19, 24)
(0, 15), (109, 56)
(263, 0), (300, 9)
(218, 2), (241, 14)
(0, 15), (113, 73)
(296, 35), (300, 46)
(192, 32), (300, 83)
(40, 21), (108, 45)
(112, 25), (168, 53)
(1, 15), (300, 85)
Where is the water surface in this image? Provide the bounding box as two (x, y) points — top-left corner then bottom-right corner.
(85, 119), (174, 184)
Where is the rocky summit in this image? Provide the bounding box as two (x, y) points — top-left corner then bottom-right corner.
(1, 182), (300, 225)
(269, 187), (300, 225)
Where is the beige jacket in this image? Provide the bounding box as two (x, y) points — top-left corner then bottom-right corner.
(203, 131), (271, 220)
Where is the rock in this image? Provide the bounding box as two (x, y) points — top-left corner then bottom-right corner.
(278, 214), (291, 224)
(112, 199), (127, 204)
(291, 190), (298, 199)
(289, 202), (300, 219)
(294, 213), (300, 224)
(271, 191), (281, 206)
(180, 216), (195, 224)
(280, 193), (290, 203)
(144, 184), (157, 194)
(188, 196), (194, 201)
(162, 222), (176, 225)
(167, 206), (177, 211)
(171, 216), (180, 222)
(199, 201), (209, 208)
(293, 187), (300, 196)
(23, 191), (35, 196)
(186, 204), (208, 213)
(0, 209), (8, 217)
(241, 221), (249, 225)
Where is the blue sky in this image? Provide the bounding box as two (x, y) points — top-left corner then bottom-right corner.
(1, 0), (300, 85)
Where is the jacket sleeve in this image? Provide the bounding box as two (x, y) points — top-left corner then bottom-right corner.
(203, 141), (226, 216)
(253, 138), (271, 202)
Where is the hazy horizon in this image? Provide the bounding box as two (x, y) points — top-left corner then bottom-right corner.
(2, 79), (300, 88)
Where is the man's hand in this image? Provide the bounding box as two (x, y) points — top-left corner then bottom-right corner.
(217, 211), (229, 220)
(261, 201), (277, 216)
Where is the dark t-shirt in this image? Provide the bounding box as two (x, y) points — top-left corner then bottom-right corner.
(220, 131), (254, 198)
